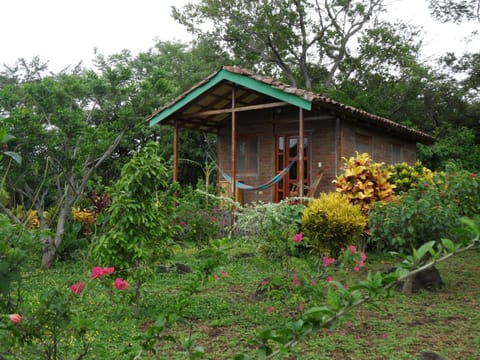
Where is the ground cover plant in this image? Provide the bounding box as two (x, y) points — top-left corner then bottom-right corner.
(2, 150), (480, 359)
(1, 236), (479, 359)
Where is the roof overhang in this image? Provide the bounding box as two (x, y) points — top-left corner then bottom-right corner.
(148, 67), (312, 133)
(147, 66), (435, 144)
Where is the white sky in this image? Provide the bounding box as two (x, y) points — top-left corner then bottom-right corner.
(0, 0), (479, 72)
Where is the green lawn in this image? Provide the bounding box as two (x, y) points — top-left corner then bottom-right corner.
(14, 243), (480, 360)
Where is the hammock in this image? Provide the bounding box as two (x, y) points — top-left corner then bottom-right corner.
(219, 156), (298, 191)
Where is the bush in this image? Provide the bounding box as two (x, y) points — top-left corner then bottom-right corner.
(234, 200), (305, 260)
(368, 182), (460, 253)
(174, 180), (224, 246)
(302, 192), (366, 257)
(388, 161), (434, 194)
(334, 152), (395, 216)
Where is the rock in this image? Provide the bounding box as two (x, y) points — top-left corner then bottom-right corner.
(410, 266), (445, 293)
(385, 266), (445, 293)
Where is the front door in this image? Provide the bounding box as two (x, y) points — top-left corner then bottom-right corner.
(275, 135), (309, 202)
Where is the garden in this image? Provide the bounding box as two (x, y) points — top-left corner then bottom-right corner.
(1, 143), (480, 360)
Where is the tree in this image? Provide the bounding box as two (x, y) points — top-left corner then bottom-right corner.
(428, 0), (480, 23)
(173, 0), (385, 90)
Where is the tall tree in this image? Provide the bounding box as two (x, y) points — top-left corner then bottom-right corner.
(173, 0), (385, 90)
(428, 0), (480, 23)
(0, 55), (178, 268)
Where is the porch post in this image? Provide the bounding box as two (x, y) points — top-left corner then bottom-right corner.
(231, 87), (237, 202)
(173, 120), (179, 183)
(298, 108), (304, 197)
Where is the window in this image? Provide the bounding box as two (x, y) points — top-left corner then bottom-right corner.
(355, 134), (372, 155)
(391, 144), (402, 164)
(237, 137), (258, 172)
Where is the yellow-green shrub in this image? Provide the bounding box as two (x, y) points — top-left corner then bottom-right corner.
(388, 161), (434, 194)
(334, 152), (396, 216)
(302, 192), (367, 257)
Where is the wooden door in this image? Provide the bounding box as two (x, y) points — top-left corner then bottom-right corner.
(275, 135), (309, 202)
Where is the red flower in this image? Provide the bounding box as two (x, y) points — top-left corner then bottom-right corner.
(348, 245), (356, 254)
(114, 277), (128, 290)
(91, 266), (115, 280)
(220, 271), (229, 277)
(354, 266), (360, 273)
(9, 313), (22, 325)
(322, 256), (336, 268)
(70, 281), (85, 295)
(266, 306), (275, 313)
(291, 275), (301, 287)
(260, 279), (269, 286)
(293, 233), (303, 243)
(469, 173), (477, 178)
(325, 276), (334, 282)
(360, 252), (367, 262)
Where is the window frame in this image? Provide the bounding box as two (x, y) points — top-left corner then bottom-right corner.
(237, 135), (259, 173)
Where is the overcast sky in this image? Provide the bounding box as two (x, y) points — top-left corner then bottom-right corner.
(0, 0), (479, 72)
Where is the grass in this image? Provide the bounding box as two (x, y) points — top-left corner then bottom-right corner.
(11, 242), (480, 360)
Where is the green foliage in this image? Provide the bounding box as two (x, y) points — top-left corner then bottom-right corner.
(368, 185), (457, 254)
(334, 152), (396, 215)
(174, 180), (223, 246)
(388, 161), (434, 194)
(418, 127), (480, 172)
(234, 200), (305, 260)
(0, 215), (39, 313)
(93, 141), (176, 270)
(302, 193), (367, 257)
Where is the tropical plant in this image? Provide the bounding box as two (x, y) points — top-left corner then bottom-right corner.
(334, 152), (396, 216)
(302, 192), (366, 258)
(234, 199), (305, 260)
(388, 161), (434, 194)
(92, 141), (177, 314)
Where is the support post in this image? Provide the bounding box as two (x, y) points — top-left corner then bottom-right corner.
(173, 120), (179, 183)
(298, 108), (305, 197)
(231, 87), (237, 202)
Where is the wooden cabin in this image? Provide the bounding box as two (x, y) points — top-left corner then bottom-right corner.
(148, 66), (435, 203)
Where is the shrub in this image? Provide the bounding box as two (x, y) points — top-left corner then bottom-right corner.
(302, 192), (366, 257)
(388, 161), (434, 194)
(174, 180), (224, 246)
(334, 152), (395, 216)
(234, 200), (305, 260)
(368, 182), (460, 253)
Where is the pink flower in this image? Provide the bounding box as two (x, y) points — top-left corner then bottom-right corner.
(291, 275), (301, 287)
(354, 266), (360, 272)
(214, 275), (220, 281)
(293, 233), (303, 243)
(383, 332), (388, 338)
(103, 267), (115, 275)
(70, 281), (85, 295)
(360, 252), (367, 262)
(91, 266), (115, 280)
(266, 306), (275, 313)
(325, 276), (334, 282)
(348, 245), (356, 254)
(357, 260), (365, 268)
(220, 271), (229, 277)
(310, 279), (317, 286)
(179, 221), (187, 227)
(260, 279), (269, 286)
(9, 313), (22, 325)
(91, 267), (104, 279)
(298, 303), (305, 312)
(114, 277), (128, 290)
(322, 256), (336, 268)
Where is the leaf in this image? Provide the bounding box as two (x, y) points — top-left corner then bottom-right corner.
(414, 241), (436, 262)
(441, 238), (455, 252)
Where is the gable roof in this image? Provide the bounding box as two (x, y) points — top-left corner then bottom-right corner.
(148, 66), (435, 144)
